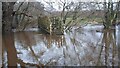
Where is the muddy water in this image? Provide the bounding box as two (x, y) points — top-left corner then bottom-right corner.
(2, 25), (119, 67)
(0, 33), (2, 67)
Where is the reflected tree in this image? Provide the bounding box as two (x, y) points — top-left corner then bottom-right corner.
(97, 29), (117, 66)
(2, 32), (17, 67)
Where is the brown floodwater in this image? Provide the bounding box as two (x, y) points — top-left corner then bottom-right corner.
(2, 24), (120, 67)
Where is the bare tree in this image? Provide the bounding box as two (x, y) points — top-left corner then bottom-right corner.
(2, 2), (16, 33)
(103, 1), (120, 29)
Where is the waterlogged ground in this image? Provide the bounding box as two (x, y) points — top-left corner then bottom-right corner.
(2, 24), (120, 67)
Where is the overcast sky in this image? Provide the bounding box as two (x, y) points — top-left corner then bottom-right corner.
(36, 0), (119, 11)
(38, 0), (119, 2)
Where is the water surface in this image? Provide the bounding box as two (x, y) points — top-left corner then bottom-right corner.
(2, 25), (119, 67)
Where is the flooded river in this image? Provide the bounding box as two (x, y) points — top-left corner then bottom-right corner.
(2, 24), (120, 67)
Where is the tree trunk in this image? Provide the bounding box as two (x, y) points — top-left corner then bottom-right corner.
(2, 2), (15, 33)
(103, 2), (120, 29)
(118, 25), (120, 67)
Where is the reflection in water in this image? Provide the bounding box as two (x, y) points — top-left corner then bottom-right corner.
(117, 25), (120, 67)
(2, 25), (119, 67)
(2, 32), (17, 68)
(97, 29), (118, 66)
(0, 33), (2, 67)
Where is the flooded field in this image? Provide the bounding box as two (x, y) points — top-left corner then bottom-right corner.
(2, 24), (120, 67)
